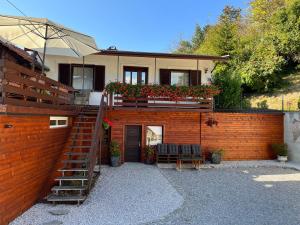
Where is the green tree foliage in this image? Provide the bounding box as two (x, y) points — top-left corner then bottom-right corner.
(174, 0), (300, 96)
(213, 64), (246, 109)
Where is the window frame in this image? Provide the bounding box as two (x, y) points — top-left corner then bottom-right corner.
(170, 70), (190, 86)
(71, 64), (95, 91)
(145, 125), (164, 146)
(123, 66), (148, 85)
(49, 116), (68, 129)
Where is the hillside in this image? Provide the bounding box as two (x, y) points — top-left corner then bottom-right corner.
(248, 70), (300, 111)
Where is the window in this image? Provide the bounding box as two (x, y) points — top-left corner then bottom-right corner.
(72, 66), (94, 90)
(146, 126), (163, 145)
(171, 71), (189, 86)
(160, 69), (201, 86)
(58, 64), (105, 91)
(50, 116), (68, 128)
(124, 67), (148, 85)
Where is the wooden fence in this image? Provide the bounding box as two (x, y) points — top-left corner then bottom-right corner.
(0, 59), (76, 110)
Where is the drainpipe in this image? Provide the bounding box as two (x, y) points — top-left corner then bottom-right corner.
(154, 57), (157, 84)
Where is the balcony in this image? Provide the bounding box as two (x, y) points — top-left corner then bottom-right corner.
(104, 82), (220, 112)
(0, 59), (76, 112)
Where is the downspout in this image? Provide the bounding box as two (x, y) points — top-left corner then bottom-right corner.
(154, 57), (157, 84)
(196, 59), (199, 84)
(117, 55), (120, 81)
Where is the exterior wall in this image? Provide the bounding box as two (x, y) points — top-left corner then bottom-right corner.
(284, 112), (300, 162)
(107, 110), (283, 162)
(45, 55), (215, 105)
(201, 113), (283, 160)
(0, 115), (72, 225)
(45, 54), (215, 84)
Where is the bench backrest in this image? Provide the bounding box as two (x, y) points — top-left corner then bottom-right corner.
(157, 144), (168, 155)
(168, 144), (178, 155)
(180, 144), (192, 155)
(191, 144), (201, 156)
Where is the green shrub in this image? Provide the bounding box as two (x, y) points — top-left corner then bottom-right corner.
(257, 100), (269, 109)
(271, 143), (288, 156)
(110, 140), (120, 157)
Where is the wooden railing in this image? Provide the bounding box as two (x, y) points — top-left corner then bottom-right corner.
(107, 94), (213, 111)
(0, 59), (76, 110)
(87, 95), (106, 192)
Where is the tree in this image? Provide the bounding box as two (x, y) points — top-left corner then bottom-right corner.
(173, 40), (193, 54)
(213, 64), (246, 109)
(191, 24), (205, 50)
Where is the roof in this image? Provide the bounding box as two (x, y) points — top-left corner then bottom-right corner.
(0, 37), (33, 63)
(97, 49), (229, 61)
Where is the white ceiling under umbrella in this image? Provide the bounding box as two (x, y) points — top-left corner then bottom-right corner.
(0, 14), (99, 72)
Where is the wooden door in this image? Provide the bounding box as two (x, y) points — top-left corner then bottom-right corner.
(125, 125), (141, 162)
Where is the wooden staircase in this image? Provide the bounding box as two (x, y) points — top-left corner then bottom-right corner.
(47, 97), (106, 204)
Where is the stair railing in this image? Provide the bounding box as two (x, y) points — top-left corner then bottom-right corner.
(87, 95), (106, 192)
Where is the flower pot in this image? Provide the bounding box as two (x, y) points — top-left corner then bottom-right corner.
(102, 122), (110, 130)
(111, 156), (120, 167)
(145, 157), (154, 165)
(211, 153), (222, 164)
(277, 155), (288, 162)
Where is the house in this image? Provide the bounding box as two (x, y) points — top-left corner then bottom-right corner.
(0, 42), (283, 224)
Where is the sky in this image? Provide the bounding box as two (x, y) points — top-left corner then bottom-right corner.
(1, 0), (249, 52)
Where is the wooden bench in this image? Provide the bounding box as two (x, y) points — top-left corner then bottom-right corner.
(177, 144), (203, 170)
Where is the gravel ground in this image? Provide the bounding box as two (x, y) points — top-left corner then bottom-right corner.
(146, 166), (300, 225)
(10, 162), (300, 225)
(10, 163), (183, 225)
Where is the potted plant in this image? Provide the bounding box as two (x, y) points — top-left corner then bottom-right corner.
(110, 140), (120, 167)
(144, 145), (155, 164)
(211, 149), (224, 164)
(102, 117), (113, 130)
(271, 143), (288, 162)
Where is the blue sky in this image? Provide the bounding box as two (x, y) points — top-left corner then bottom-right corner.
(1, 0), (249, 52)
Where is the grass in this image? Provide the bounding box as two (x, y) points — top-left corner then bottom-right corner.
(248, 70), (300, 111)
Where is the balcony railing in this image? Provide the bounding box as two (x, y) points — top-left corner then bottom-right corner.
(0, 59), (76, 110)
(105, 82), (220, 112)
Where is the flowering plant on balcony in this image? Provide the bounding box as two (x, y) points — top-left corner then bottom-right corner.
(105, 82), (220, 101)
(102, 117), (113, 130)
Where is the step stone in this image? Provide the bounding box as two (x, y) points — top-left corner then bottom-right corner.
(51, 186), (87, 191)
(47, 194), (86, 202)
(55, 176), (88, 181)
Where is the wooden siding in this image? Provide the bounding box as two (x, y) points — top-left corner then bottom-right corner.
(201, 113), (283, 160)
(0, 115), (72, 225)
(107, 110), (283, 162)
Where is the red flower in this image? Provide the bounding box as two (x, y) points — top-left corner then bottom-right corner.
(103, 117), (113, 127)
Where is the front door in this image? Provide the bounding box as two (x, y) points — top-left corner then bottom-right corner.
(125, 125), (141, 162)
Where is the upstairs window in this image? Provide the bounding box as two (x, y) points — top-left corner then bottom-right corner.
(124, 66), (148, 85)
(170, 71), (189, 86)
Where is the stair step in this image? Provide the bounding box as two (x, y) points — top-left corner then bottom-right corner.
(69, 146), (91, 149)
(73, 126), (94, 129)
(62, 159), (88, 164)
(47, 194), (86, 202)
(65, 152), (89, 156)
(52, 185), (87, 191)
(71, 132), (92, 135)
(74, 122), (95, 124)
(58, 168), (88, 172)
(70, 138), (93, 141)
(55, 176), (88, 181)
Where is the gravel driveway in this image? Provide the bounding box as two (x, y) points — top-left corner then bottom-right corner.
(147, 167), (300, 225)
(10, 163), (300, 225)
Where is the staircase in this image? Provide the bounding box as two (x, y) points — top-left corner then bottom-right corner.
(47, 97), (105, 205)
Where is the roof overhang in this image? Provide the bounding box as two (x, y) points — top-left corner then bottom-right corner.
(96, 50), (229, 61)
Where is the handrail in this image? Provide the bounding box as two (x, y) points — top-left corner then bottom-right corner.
(0, 59), (76, 109)
(87, 95), (106, 191)
(108, 93), (213, 110)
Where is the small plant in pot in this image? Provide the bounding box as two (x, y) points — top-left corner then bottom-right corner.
(271, 143), (288, 162)
(211, 149), (224, 164)
(144, 145), (155, 164)
(110, 140), (120, 167)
